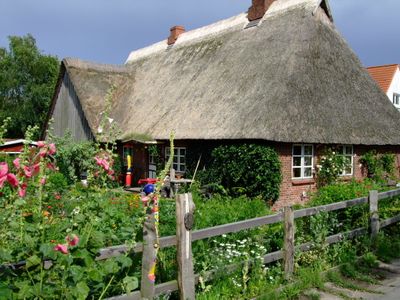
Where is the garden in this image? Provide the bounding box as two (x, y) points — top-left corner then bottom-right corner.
(1, 114), (400, 299)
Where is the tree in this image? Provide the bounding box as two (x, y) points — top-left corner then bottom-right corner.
(0, 34), (59, 138)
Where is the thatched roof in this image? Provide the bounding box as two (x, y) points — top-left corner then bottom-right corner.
(53, 0), (400, 145)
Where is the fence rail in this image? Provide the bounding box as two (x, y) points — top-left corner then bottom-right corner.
(104, 188), (400, 300)
(4, 188), (400, 299)
(99, 190), (400, 261)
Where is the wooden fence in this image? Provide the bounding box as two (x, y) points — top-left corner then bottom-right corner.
(96, 188), (400, 300)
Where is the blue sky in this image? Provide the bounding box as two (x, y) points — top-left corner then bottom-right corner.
(0, 0), (399, 66)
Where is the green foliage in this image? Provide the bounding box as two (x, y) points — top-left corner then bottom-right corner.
(202, 144), (282, 202)
(46, 172), (68, 193)
(375, 231), (400, 262)
(309, 179), (382, 206)
(359, 150), (396, 180)
(316, 147), (348, 187)
(51, 133), (97, 184)
(0, 117), (11, 144)
(0, 34), (59, 138)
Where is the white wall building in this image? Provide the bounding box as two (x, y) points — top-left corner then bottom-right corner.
(367, 64), (400, 110)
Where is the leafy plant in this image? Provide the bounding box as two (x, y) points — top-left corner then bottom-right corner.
(201, 144), (282, 203)
(359, 150), (396, 180)
(316, 147), (348, 187)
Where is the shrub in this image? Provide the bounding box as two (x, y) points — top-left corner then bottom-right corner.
(201, 144), (282, 202)
(316, 147), (348, 187)
(359, 150), (396, 180)
(51, 133), (96, 184)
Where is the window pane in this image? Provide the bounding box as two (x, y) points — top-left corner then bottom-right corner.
(304, 157), (312, 166)
(166, 148), (170, 155)
(293, 168), (301, 178)
(293, 146), (302, 156)
(344, 167), (352, 175)
(293, 157), (302, 167)
(173, 163), (178, 170)
(344, 146), (353, 155)
(173, 157), (178, 163)
(304, 167), (312, 178)
(304, 146), (313, 156)
(180, 157), (186, 164)
(180, 148), (186, 155)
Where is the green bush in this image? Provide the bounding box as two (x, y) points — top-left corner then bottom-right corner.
(359, 150), (396, 180)
(51, 134), (96, 184)
(200, 144), (282, 202)
(316, 147), (348, 187)
(47, 172), (69, 194)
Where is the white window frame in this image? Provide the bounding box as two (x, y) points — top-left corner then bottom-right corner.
(165, 147), (186, 173)
(292, 144), (314, 179)
(339, 145), (353, 176)
(393, 93), (400, 106)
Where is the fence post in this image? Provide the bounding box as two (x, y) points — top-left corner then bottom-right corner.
(141, 205), (157, 299)
(176, 193), (196, 300)
(283, 206), (295, 280)
(369, 190), (379, 239)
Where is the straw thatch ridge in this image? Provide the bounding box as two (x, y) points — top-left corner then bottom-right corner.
(49, 0), (400, 145)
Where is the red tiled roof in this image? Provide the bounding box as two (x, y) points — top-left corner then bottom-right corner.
(367, 64), (399, 93)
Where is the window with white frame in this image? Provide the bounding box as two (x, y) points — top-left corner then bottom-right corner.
(339, 145), (353, 176)
(393, 93), (400, 106)
(165, 147), (186, 173)
(292, 145), (313, 179)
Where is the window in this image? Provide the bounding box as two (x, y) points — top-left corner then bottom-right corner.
(123, 145), (133, 167)
(339, 145), (353, 176)
(165, 147), (186, 173)
(292, 145), (313, 179)
(393, 93), (400, 106)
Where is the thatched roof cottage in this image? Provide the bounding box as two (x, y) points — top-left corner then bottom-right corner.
(45, 0), (400, 206)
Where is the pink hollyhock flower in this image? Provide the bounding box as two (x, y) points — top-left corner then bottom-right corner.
(66, 234), (79, 247)
(107, 169), (114, 176)
(0, 163), (7, 185)
(101, 160), (110, 171)
(54, 244), (68, 254)
(54, 193), (61, 200)
(6, 173), (19, 187)
(32, 164), (40, 176)
(47, 162), (56, 171)
(40, 177), (46, 185)
(48, 143), (56, 155)
(39, 148), (48, 157)
(141, 196), (150, 205)
(13, 158), (20, 169)
(37, 141), (46, 148)
(23, 166), (32, 178)
(18, 183), (27, 198)
(0, 176), (6, 189)
(95, 156), (102, 166)
(0, 162), (8, 178)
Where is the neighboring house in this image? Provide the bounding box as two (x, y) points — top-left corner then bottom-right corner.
(0, 139), (37, 155)
(367, 64), (400, 110)
(44, 0), (400, 207)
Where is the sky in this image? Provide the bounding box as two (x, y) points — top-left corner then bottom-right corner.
(0, 0), (399, 66)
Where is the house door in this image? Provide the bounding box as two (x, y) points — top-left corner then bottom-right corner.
(149, 153), (157, 178)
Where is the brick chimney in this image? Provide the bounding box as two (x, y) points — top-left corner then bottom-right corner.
(248, 0), (276, 21)
(167, 25), (185, 45)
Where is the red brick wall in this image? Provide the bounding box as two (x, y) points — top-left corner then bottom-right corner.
(274, 143), (400, 210)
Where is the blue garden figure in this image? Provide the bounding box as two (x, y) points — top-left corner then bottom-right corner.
(143, 183), (155, 195)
